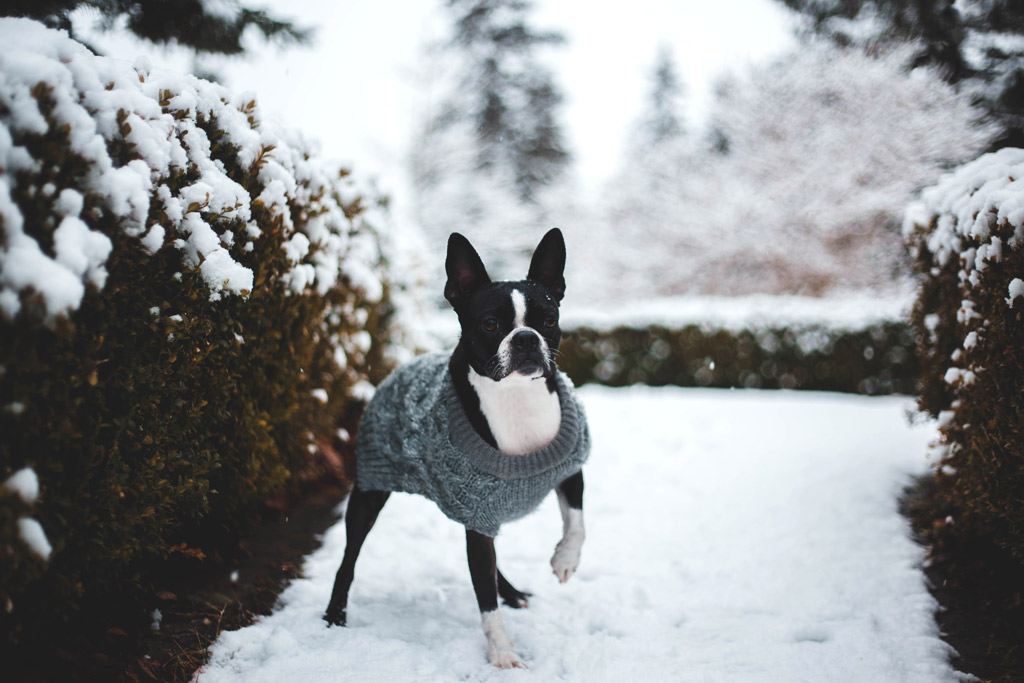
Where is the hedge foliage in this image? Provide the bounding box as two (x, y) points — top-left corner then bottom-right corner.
(559, 321), (917, 395)
(904, 147), (1024, 563)
(0, 19), (396, 644)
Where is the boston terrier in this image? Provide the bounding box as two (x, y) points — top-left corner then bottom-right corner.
(324, 228), (590, 669)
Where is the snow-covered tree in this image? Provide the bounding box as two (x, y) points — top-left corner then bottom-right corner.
(582, 43), (994, 302)
(778, 0), (1024, 148)
(1, 0), (310, 56)
(575, 47), (694, 300)
(444, 0), (570, 201)
(633, 45), (687, 151)
(410, 0), (572, 272)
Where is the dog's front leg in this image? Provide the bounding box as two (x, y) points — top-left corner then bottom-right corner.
(466, 529), (525, 669)
(551, 470), (585, 583)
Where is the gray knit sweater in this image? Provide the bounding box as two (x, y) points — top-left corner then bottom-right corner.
(355, 353), (590, 537)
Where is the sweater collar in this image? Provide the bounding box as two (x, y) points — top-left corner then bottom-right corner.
(445, 370), (583, 480)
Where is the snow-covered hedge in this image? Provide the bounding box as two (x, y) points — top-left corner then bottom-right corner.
(0, 18), (396, 642)
(904, 147), (1024, 561)
(557, 295), (916, 394)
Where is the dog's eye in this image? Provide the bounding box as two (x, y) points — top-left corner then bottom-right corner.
(482, 317), (499, 332)
(544, 314), (557, 328)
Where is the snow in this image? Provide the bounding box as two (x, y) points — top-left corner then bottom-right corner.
(1008, 278), (1024, 306)
(944, 367), (976, 387)
(200, 249), (254, 300)
(0, 230), (88, 321)
(3, 467), (40, 503)
(140, 225), (166, 254)
(905, 147), (1024, 272)
(563, 291), (912, 333)
(18, 518), (52, 560)
(53, 216), (113, 290)
(197, 386), (954, 682)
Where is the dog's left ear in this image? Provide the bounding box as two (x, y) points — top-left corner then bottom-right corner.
(527, 228), (566, 302)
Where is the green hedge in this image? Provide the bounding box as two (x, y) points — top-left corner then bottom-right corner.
(905, 148), (1024, 564)
(0, 20), (395, 644)
(559, 321), (917, 395)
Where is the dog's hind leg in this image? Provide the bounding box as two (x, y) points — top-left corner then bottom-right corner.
(497, 568), (530, 608)
(324, 488), (390, 626)
(467, 529), (526, 669)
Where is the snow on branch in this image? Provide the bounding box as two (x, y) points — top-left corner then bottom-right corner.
(0, 17), (385, 323)
(904, 147), (1024, 279)
(905, 147), (1024, 393)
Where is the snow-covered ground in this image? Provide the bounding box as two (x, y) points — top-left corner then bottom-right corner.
(197, 386), (955, 683)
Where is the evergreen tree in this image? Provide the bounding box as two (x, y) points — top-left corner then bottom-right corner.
(635, 45), (686, 150)
(441, 0), (571, 203)
(409, 0), (573, 275)
(777, 0), (1024, 148)
(600, 45), (690, 287)
(2, 0), (310, 56)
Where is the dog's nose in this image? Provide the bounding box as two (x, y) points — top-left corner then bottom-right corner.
(511, 330), (540, 351)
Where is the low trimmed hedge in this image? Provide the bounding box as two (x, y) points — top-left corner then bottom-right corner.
(904, 148), (1024, 564)
(559, 321), (917, 395)
(0, 20), (396, 646)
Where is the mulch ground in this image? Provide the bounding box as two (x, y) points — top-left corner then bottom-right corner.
(902, 476), (1024, 683)
(7, 479), (349, 683)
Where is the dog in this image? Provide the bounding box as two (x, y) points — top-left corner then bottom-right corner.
(324, 228), (590, 669)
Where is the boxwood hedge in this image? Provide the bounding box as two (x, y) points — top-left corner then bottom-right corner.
(904, 147), (1024, 563)
(558, 307), (916, 395)
(0, 19), (396, 645)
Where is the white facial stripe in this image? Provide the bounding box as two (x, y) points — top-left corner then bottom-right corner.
(493, 288), (550, 379)
(511, 289), (526, 329)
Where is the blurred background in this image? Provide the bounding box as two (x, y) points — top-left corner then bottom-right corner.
(52, 0), (1016, 307)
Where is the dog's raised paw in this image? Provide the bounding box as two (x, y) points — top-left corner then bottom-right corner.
(550, 536), (582, 583)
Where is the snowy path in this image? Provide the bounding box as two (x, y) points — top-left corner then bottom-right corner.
(197, 387), (956, 683)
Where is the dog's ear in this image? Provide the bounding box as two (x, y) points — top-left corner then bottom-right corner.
(445, 233), (491, 307)
(527, 228), (566, 302)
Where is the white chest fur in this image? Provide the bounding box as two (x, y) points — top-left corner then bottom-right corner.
(468, 368), (562, 455)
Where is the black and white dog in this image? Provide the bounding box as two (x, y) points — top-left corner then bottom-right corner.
(324, 228), (588, 669)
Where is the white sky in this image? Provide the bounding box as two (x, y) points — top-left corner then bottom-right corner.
(80, 0), (797, 205)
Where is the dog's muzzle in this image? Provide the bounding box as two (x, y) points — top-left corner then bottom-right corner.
(508, 329), (549, 376)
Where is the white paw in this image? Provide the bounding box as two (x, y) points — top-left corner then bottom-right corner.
(550, 534), (583, 583)
(482, 610), (526, 669)
(489, 647), (527, 669)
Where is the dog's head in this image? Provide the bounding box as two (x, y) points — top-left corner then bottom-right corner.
(445, 228), (566, 382)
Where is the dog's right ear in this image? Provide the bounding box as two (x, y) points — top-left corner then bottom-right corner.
(445, 233), (491, 307)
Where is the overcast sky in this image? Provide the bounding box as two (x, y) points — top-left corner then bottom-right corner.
(80, 0), (797, 208)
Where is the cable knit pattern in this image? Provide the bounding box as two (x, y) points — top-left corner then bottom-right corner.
(355, 353), (590, 537)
